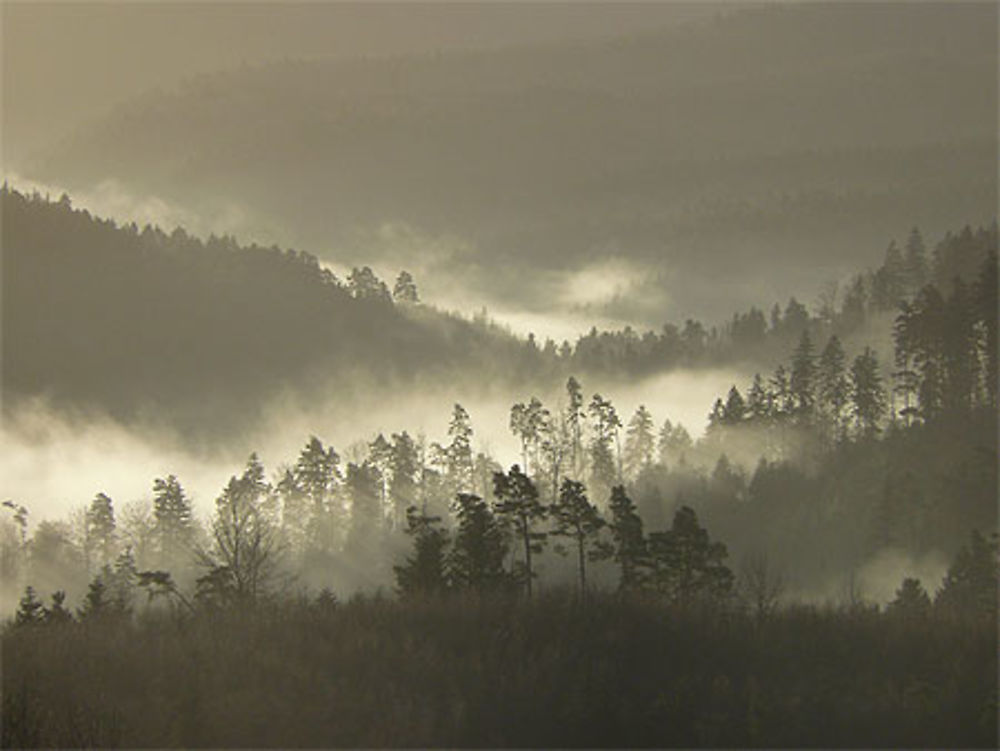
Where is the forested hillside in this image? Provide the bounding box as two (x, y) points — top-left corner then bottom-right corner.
(18, 3), (997, 322)
(3, 191), (996, 747)
(1, 187), (548, 438)
(4, 186), (995, 441)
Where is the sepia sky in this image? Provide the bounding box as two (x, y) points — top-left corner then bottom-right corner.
(1, 1), (730, 164)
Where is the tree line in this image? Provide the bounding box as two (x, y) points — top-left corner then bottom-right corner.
(7, 186), (994, 439)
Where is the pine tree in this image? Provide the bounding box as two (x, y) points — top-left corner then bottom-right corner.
(903, 227), (928, 294)
(14, 585), (45, 626)
(348, 266), (391, 301)
(447, 493), (509, 594)
(369, 433), (393, 518)
(789, 330), (817, 418)
(623, 405), (655, 480)
(817, 335), (849, 440)
(447, 404), (475, 494)
(849, 347), (887, 437)
(394, 506), (448, 597)
(646, 506), (733, 605)
(345, 461), (383, 559)
(605, 485), (646, 591)
(77, 572), (113, 621)
(86, 492), (116, 570)
(892, 302), (920, 426)
(975, 250), (998, 409)
(392, 270), (419, 303)
(389, 431), (419, 527)
(888, 577), (931, 618)
(769, 365), (793, 418)
(565, 376), (585, 478)
(723, 386), (747, 425)
(292, 436), (342, 552)
(550, 479), (605, 593)
(746, 374), (770, 422)
(935, 531), (998, 617)
(493, 465), (547, 597)
(44, 590), (73, 624)
(151, 475), (194, 569)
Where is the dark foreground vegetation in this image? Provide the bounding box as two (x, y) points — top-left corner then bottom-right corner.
(4, 588), (997, 749)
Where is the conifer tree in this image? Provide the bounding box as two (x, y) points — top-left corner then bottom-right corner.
(447, 404), (475, 494)
(493, 465), (547, 597)
(151, 475), (193, 569)
(550, 479), (605, 593)
(789, 330), (817, 417)
(389, 431), (420, 527)
(849, 347), (887, 437)
(723, 386), (747, 425)
(646, 506), (733, 604)
(817, 335), (849, 439)
(86, 492), (117, 570)
(394, 506), (448, 597)
(565, 376), (585, 478)
(447, 493), (509, 594)
(392, 270), (419, 303)
(624, 405), (655, 480)
(14, 585), (45, 626)
(605, 485), (646, 590)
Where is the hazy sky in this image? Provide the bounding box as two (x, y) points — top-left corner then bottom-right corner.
(1, 1), (730, 164)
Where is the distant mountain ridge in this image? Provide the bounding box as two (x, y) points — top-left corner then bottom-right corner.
(20, 2), (997, 324)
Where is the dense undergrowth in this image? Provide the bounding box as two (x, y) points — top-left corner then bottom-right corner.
(3, 590), (996, 748)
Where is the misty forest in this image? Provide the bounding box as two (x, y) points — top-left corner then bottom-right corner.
(1, 3), (998, 749)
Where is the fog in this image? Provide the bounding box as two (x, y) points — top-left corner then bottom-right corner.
(6, 2), (995, 326)
(1, 367), (743, 527)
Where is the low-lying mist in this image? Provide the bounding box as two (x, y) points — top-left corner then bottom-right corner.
(1, 367), (745, 526)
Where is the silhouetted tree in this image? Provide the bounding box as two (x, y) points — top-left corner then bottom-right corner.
(392, 270), (419, 303)
(446, 404), (475, 494)
(493, 465), (547, 597)
(85, 492), (116, 570)
(345, 461), (383, 562)
(151, 475), (194, 569)
(200, 454), (280, 605)
(646, 506), (733, 605)
(789, 330), (817, 418)
(817, 335), (849, 440)
(550, 479), (605, 593)
(447, 493), (509, 594)
(348, 266), (391, 302)
(565, 376), (585, 478)
(588, 394), (621, 493)
(394, 506), (448, 597)
(389, 431), (420, 527)
(849, 347), (887, 437)
(624, 405), (656, 479)
(935, 531), (998, 618)
(14, 586), (45, 626)
(605, 485), (646, 591)
(44, 590), (73, 624)
(888, 577), (930, 618)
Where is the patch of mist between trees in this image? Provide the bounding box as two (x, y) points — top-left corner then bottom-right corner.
(0, 365), (747, 528)
(341, 222), (681, 340)
(793, 548), (951, 607)
(1, 172), (285, 250)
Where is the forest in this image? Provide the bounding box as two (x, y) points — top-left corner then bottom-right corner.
(4, 185), (995, 434)
(2, 206), (996, 745)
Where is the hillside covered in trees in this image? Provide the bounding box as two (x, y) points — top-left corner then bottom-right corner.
(3, 235), (996, 745)
(3, 185), (994, 441)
